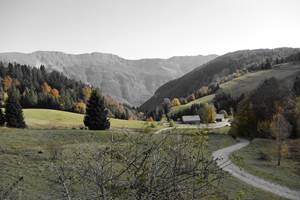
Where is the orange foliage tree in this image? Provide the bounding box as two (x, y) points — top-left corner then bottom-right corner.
(2, 76), (13, 91)
(50, 88), (60, 98)
(82, 86), (92, 102)
(41, 82), (52, 94)
(73, 101), (86, 114)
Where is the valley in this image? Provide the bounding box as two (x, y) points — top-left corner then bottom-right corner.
(1, 49), (300, 199)
(0, 115), (286, 200)
(2, 0), (300, 199)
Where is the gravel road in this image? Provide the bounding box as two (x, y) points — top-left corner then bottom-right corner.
(212, 138), (300, 200)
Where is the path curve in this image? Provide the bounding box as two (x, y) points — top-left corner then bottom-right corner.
(212, 138), (300, 200)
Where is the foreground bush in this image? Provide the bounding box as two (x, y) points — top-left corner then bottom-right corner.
(49, 132), (224, 199)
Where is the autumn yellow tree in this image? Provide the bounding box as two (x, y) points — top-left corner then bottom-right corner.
(73, 101), (86, 114)
(41, 82), (52, 94)
(82, 86), (92, 102)
(50, 88), (60, 98)
(147, 117), (154, 122)
(2, 76), (13, 91)
(199, 103), (216, 123)
(197, 86), (209, 98)
(270, 106), (291, 166)
(207, 104), (217, 123)
(171, 98), (181, 107)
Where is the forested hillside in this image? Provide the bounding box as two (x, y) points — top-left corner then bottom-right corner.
(0, 62), (134, 119)
(141, 48), (300, 112)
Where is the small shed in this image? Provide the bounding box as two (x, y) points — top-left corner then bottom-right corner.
(216, 114), (225, 122)
(182, 115), (201, 124)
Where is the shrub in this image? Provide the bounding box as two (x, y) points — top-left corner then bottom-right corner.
(257, 151), (271, 161)
(171, 98), (181, 107)
(169, 120), (175, 127)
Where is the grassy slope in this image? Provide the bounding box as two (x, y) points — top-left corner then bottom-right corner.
(23, 109), (161, 129)
(0, 128), (123, 199)
(231, 138), (300, 190)
(220, 63), (300, 98)
(169, 94), (215, 115)
(169, 63), (300, 115)
(0, 127), (284, 199)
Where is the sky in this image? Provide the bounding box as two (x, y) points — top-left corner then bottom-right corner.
(0, 0), (300, 59)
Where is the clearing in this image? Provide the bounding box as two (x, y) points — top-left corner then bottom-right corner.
(0, 126), (286, 200)
(23, 109), (163, 129)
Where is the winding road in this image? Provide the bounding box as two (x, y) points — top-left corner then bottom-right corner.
(156, 126), (300, 199)
(212, 138), (300, 200)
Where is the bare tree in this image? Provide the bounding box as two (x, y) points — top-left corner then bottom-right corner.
(0, 176), (24, 200)
(270, 106), (292, 166)
(49, 130), (224, 199)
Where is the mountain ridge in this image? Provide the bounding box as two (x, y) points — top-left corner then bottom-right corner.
(140, 48), (300, 111)
(0, 51), (217, 106)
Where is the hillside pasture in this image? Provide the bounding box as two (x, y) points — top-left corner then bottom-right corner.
(169, 94), (215, 116)
(23, 109), (160, 129)
(0, 127), (284, 200)
(168, 63), (300, 117)
(220, 63), (300, 98)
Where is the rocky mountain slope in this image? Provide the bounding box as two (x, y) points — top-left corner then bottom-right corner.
(141, 48), (300, 111)
(0, 51), (216, 106)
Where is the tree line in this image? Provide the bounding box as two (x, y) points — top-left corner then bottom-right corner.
(0, 62), (133, 119)
(0, 86), (110, 130)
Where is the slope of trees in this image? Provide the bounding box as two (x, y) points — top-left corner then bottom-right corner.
(141, 48), (300, 112)
(5, 87), (26, 128)
(231, 77), (297, 138)
(0, 62), (132, 119)
(213, 92), (244, 114)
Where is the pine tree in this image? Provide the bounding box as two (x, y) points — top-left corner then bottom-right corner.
(5, 87), (26, 128)
(84, 90), (110, 130)
(0, 108), (5, 126)
(21, 88), (38, 108)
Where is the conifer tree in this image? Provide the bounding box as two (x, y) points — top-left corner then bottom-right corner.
(0, 108), (5, 126)
(5, 87), (26, 128)
(84, 90), (110, 130)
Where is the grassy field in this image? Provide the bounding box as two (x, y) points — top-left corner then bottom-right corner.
(169, 94), (215, 115)
(0, 128), (115, 199)
(168, 63), (300, 116)
(231, 138), (300, 190)
(220, 63), (300, 98)
(23, 109), (164, 129)
(0, 127), (285, 199)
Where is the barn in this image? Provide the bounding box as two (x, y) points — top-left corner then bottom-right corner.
(182, 115), (201, 124)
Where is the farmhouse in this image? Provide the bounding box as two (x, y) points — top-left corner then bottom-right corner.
(182, 115), (201, 124)
(215, 114), (225, 122)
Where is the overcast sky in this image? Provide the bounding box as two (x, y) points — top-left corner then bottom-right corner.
(0, 0), (299, 59)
